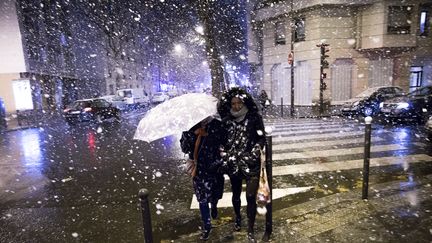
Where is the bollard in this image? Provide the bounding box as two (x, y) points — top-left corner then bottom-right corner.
(139, 189), (154, 243)
(280, 97), (283, 118)
(362, 117), (372, 200)
(263, 130), (273, 242)
(16, 110), (22, 126)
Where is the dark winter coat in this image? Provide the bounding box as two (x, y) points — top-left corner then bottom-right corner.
(180, 119), (226, 203)
(218, 88), (266, 177)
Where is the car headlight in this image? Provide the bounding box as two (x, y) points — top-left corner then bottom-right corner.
(379, 102), (383, 108)
(396, 102), (409, 109)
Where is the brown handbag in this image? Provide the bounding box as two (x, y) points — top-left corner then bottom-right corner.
(185, 158), (197, 177)
(185, 127), (207, 177)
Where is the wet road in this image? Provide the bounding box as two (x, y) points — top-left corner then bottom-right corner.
(0, 113), (431, 242)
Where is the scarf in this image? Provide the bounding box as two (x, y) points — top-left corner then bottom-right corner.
(230, 106), (249, 122)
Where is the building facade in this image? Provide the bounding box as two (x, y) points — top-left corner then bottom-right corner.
(0, 0), (154, 114)
(0, 0), (108, 114)
(247, 0), (432, 109)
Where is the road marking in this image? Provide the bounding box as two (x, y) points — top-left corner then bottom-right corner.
(273, 144), (407, 160)
(272, 127), (359, 136)
(272, 131), (366, 143)
(265, 120), (345, 126)
(268, 123), (351, 130)
(272, 154), (432, 175)
(190, 187), (314, 209)
(273, 137), (384, 151)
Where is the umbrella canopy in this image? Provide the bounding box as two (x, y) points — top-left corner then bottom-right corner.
(134, 93), (218, 143)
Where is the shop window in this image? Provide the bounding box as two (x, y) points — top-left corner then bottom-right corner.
(13, 79), (34, 110)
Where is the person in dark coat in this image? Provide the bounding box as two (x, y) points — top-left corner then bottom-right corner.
(180, 116), (225, 241)
(258, 90), (270, 114)
(258, 90), (269, 107)
(217, 87), (266, 242)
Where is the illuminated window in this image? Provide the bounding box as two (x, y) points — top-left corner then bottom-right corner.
(420, 11), (429, 36)
(13, 79), (34, 110)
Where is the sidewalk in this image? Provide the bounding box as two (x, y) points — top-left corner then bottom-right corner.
(170, 175), (432, 242)
(1, 111), (62, 132)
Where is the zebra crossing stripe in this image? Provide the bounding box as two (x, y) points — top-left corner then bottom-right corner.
(265, 119), (343, 125)
(267, 122), (350, 129)
(273, 137), (384, 151)
(272, 127), (359, 136)
(272, 131), (365, 143)
(273, 144), (407, 160)
(272, 154), (432, 176)
(270, 124), (352, 132)
(190, 187), (314, 209)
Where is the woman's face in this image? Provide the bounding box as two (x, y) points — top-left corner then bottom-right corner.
(231, 97), (244, 112)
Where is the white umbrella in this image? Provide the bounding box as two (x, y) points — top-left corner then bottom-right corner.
(134, 93), (218, 143)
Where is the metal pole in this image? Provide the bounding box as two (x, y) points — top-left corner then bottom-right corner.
(362, 117), (372, 200)
(263, 135), (273, 242)
(290, 0), (295, 118)
(139, 189), (154, 243)
(319, 46), (324, 116)
(16, 110), (22, 126)
(280, 97), (283, 118)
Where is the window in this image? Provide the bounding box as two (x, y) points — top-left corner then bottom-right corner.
(94, 99), (110, 108)
(13, 79), (34, 110)
(274, 21), (286, 45)
(409, 66), (423, 92)
(109, 84), (114, 95)
(60, 33), (68, 46)
(387, 6), (412, 34)
(419, 10), (429, 36)
(294, 18), (305, 42)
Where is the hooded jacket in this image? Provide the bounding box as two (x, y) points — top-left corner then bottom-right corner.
(218, 88), (266, 177)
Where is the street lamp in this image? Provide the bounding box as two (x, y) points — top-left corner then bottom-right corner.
(195, 25), (204, 35)
(174, 44), (183, 54)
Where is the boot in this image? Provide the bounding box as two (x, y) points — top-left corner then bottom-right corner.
(247, 232), (257, 243)
(233, 216), (241, 231)
(211, 203), (218, 219)
(199, 226), (212, 241)
(247, 220), (256, 242)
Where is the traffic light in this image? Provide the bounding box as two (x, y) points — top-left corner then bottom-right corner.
(320, 44), (330, 69)
(316, 43), (330, 115)
(317, 43), (330, 89)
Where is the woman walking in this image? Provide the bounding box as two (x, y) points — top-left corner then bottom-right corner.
(217, 87), (266, 242)
(180, 116), (225, 241)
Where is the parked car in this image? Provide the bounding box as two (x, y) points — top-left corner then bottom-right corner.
(63, 98), (121, 125)
(0, 97), (7, 132)
(341, 86), (405, 117)
(426, 116), (432, 138)
(380, 86), (432, 122)
(152, 92), (169, 104)
(99, 95), (128, 111)
(116, 88), (151, 108)
(167, 89), (179, 98)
